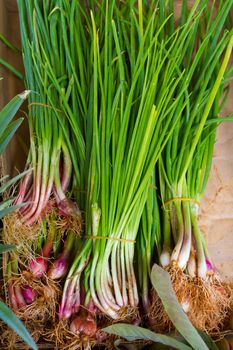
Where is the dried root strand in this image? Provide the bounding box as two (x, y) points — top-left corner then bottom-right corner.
(44, 319), (98, 350)
(56, 214), (82, 237)
(1, 273), (61, 349)
(187, 275), (233, 334)
(3, 213), (41, 256)
(44, 308), (117, 350)
(116, 305), (140, 324)
(40, 198), (57, 219)
(0, 320), (41, 349)
(13, 272), (61, 324)
(148, 264), (233, 335)
(148, 264), (190, 332)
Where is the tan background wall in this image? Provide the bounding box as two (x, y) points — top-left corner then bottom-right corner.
(200, 86), (233, 281)
(0, 0), (233, 279)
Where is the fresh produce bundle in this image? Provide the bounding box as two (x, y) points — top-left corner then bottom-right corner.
(58, 1), (205, 344)
(0, 0), (232, 348)
(3, 0), (85, 339)
(137, 0), (233, 334)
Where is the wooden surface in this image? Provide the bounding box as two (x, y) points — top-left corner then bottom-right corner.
(0, 0), (28, 176)
(0, 1), (233, 280)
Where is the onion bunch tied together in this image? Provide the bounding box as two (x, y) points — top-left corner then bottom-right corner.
(136, 0), (233, 334)
(58, 0), (211, 339)
(2, 0), (233, 347)
(4, 0), (88, 331)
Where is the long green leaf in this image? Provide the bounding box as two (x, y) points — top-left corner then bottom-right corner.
(0, 301), (37, 350)
(0, 33), (21, 53)
(0, 169), (32, 194)
(0, 91), (29, 134)
(0, 59), (24, 80)
(0, 198), (13, 211)
(104, 324), (192, 350)
(0, 244), (16, 254)
(151, 264), (208, 350)
(198, 331), (219, 350)
(0, 118), (23, 154)
(0, 203), (27, 220)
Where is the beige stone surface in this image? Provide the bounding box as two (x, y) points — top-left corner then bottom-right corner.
(200, 80), (233, 280)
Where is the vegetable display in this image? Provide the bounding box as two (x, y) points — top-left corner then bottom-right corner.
(0, 0), (232, 348)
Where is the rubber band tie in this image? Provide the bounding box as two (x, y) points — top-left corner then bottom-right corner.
(162, 197), (200, 208)
(84, 235), (136, 244)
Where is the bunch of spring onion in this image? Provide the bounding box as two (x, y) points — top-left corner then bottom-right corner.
(3, 0), (89, 332)
(58, 1), (209, 340)
(137, 0), (233, 333)
(2, 0), (232, 347)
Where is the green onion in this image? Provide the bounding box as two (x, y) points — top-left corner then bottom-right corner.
(3, 0), (86, 333)
(143, 0), (233, 333)
(59, 1), (207, 328)
(2, 1), (232, 346)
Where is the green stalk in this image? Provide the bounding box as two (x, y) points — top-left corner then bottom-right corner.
(190, 207), (207, 278)
(179, 33), (233, 184)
